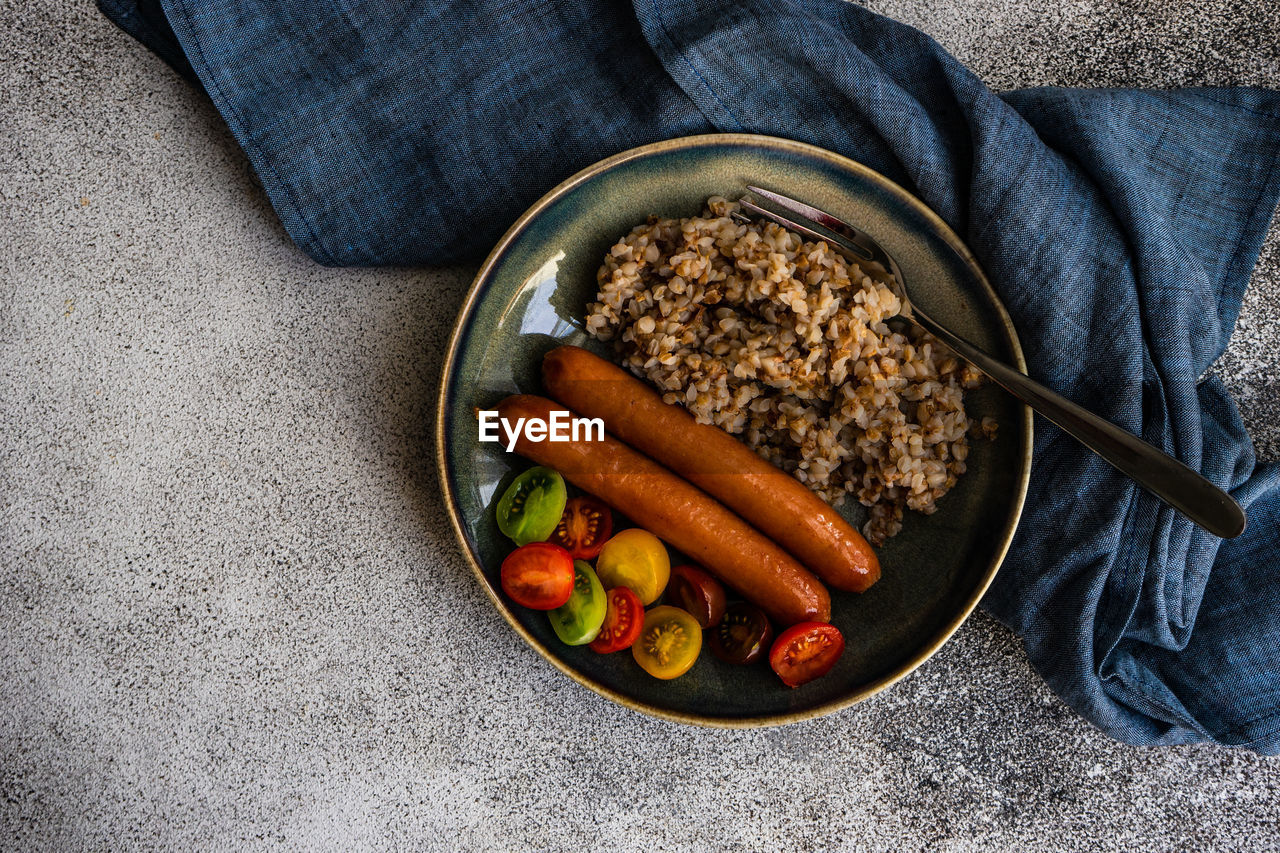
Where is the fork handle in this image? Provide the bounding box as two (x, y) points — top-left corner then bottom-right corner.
(910, 309), (1246, 539)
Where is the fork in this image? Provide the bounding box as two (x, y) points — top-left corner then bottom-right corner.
(738, 185), (1246, 539)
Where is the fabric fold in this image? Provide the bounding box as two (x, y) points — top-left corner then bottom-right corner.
(97, 0), (1280, 751)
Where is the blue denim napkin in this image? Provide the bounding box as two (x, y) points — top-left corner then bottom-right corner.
(99, 0), (1280, 751)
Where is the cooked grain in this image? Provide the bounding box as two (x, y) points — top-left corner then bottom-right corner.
(586, 198), (989, 544)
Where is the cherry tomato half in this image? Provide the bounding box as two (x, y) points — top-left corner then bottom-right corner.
(550, 496), (613, 560)
(769, 622), (845, 687)
(496, 466), (567, 546)
(589, 586), (644, 654)
(668, 565), (726, 629)
(549, 561), (607, 645)
(500, 542), (574, 610)
(709, 602), (774, 665)
(596, 528), (670, 606)
(632, 605), (702, 680)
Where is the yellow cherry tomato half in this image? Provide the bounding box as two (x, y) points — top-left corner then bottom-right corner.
(632, 605), (702, 680)
(595, 528), (671, 606)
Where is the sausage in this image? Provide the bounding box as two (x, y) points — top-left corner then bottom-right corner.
(541, 345), (880, 592)
(494, 394), (831, 626)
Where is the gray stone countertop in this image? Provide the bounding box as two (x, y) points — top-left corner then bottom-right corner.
(3, 2), (1279, 850)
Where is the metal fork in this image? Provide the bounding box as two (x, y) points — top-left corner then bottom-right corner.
(738, 185), (1246, 539)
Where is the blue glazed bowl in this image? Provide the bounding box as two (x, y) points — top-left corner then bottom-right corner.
(436, 134), (1031, 726)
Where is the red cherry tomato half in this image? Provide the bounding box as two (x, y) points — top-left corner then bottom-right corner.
(667, 565), (727, 629)
(500, 542), (575, 610)
(769, 622), (845, 688)
(550, 496), (613, 560)
(589, 586), (644, 653)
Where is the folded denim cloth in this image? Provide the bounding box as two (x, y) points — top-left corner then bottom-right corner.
(99, 0), (1280, 751)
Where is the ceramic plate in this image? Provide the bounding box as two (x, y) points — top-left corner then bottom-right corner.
(436, 134), (1031, 726)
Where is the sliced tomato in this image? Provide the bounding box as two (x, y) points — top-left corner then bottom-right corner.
(496, 466), (567, 546)
(500, 542), (575, 610)
(596, 528), (670, 605)
(549, 561), (607, 645)
(668, 565), (726, 629)
(589, 586), (644, 653)
(769, 622), (845, 688)
(709, 602), (773, 665)
(550, 496), (613, 560)
(632, 605), (701, 680)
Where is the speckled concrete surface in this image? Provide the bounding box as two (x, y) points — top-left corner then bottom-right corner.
(3, 2), (1279, 850)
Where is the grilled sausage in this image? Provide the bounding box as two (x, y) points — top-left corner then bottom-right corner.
(494, 394), (831, 626)
(541, 345), (880, 592)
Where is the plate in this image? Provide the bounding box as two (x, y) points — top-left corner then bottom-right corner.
(436, 134), (1031, 726)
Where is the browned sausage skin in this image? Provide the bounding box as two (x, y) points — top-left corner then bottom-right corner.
(541, 346), (881, 592)
(494, 394), (831, 626)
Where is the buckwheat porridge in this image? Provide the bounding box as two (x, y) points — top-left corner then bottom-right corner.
(585, 197), (994, 544)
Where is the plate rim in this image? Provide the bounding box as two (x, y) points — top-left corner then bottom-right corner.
(434, 132), (1033, 728)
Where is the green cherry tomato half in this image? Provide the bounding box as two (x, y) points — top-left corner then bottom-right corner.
(496, 466), (567, 546)
(549, 561), (608, 646)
